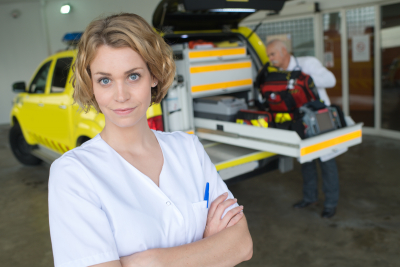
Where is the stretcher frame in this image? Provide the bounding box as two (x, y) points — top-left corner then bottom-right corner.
(195, 118), (363, 163)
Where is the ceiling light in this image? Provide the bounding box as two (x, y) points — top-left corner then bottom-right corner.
(210, 8), (255, 13)
(60, 4), (71, 14)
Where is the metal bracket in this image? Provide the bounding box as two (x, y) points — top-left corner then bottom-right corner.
(279, 156), (293, 173)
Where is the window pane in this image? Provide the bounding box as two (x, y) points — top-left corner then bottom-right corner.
(381, 3), (400, 131)
(29, 61), (52, 94)
(323, 12), (343, 108)
(248, 17), (315, 57)
(52, 57), (73, 93)
(346, 7), (375, 127)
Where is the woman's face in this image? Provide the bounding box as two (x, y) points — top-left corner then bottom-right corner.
(90, 45), (157, 129)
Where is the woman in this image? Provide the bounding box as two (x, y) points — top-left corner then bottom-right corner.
(49, 13), (253, 267)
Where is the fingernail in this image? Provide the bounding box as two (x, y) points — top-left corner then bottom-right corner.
(234, 198), (237, 202)
(239, 210), (243, 214)
(240, 205), (244, 208)
(224, 192), (228, 195)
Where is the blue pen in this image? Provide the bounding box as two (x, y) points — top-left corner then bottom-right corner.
(204, 182), (209, 208)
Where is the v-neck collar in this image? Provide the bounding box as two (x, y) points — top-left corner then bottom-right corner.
(96, 130), (166, 189)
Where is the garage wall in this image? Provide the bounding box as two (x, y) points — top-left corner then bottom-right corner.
(0, 0), (160, 125)
(44, 0), (160, 54)
(0, 2), (48, 125)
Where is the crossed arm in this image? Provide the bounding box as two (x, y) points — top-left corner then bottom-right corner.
(92, 194), (253, 267)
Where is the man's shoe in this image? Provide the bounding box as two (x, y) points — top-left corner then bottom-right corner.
(321, 207), (336, 218)
(293, 200), (317, 209)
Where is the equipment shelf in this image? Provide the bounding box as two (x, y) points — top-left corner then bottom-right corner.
(195, 118), (363, 163)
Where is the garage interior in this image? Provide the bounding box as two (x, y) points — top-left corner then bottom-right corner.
(1, 0), (400, 266)
(2, 125), (400, 266)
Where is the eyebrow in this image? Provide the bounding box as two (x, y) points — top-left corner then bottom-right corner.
(94, 67), (143, 76)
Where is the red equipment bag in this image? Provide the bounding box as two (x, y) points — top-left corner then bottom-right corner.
(255, 60), (319, 113)
(188, 40), (216, 49)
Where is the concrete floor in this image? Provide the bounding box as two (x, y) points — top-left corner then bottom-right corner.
(1, 124), (399, 267)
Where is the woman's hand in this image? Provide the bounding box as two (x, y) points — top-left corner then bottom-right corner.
(203, 192), (244, 238)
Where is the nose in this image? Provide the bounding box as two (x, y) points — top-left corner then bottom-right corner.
(114, 81), (130, 103)
(268, 54), (274, 61)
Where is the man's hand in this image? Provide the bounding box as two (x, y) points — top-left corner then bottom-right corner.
(203, 193), (244, 238)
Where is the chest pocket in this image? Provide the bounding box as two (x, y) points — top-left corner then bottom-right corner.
(191, 201), (208, 241)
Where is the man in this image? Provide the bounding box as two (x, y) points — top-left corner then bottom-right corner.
(266, 39), (339, 218)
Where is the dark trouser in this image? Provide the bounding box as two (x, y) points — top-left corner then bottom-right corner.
(301, 158), (339, 208)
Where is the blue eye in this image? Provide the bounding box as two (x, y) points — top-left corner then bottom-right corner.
(99, 78), (110, 85)
(129, 73), (140, 81)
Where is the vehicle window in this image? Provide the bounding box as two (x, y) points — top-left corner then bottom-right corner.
(51, 57), (73, 93)
(29, 61), (52, 94)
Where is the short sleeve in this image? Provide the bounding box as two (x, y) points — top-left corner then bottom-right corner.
(192, 135), (239, 218)
(48, 156), (119, 267)
(302, 57), (336, 89)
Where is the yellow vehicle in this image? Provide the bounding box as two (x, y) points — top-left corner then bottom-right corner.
(10, 1), (290, 183)
(11, 0), (361, 182)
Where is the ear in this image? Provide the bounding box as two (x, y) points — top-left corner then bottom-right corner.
(151, 77), (158, 88)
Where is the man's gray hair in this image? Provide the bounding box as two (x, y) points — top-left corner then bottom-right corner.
(266, 39), (291, 54)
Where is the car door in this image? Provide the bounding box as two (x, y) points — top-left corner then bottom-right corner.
(41, 56), (74, 153)
(21, 60), (52, 139)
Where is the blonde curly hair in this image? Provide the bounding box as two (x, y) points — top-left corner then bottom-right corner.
(72, 13), (175, 113)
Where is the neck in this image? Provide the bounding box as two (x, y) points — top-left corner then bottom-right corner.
(281, 55), (291, 70)
(100, 115), (154, 153)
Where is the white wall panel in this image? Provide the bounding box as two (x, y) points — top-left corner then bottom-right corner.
(0, 2), (48, 124)
(44, 0), (160, 54)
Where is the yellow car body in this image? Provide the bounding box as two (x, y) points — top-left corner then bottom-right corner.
(10, 49), (163, 155)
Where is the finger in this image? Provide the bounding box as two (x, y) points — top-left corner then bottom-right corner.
(214, 198), (238, 221)
(208, 192), (228, 219)
(205, 202), (240, 238)
(221, 205), (243, 226)
(227, 211), (244, 227)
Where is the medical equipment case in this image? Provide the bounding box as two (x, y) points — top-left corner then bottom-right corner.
(300, 106), (342, 138)
(193, 96), (247, 122)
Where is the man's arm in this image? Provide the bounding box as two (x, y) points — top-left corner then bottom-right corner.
(305, 57), (336, 89)
(121, 215), (252, 267)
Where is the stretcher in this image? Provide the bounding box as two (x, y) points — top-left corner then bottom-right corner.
(195, 117), (362, 164)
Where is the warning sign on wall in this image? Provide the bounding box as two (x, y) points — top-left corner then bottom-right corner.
(352, 35), (370, 62)
(324, 51), (334, 68)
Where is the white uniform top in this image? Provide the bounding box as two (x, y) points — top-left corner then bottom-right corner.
(286, 56), (336, 106)
(48, 130), (238, 267)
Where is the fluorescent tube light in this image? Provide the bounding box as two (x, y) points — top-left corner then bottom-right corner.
(210, 8), (255, 13)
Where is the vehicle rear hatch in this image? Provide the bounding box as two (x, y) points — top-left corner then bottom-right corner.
(152, 0), (287, 31)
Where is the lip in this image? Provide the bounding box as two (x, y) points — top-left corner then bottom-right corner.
(112, 107), (135, 115)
